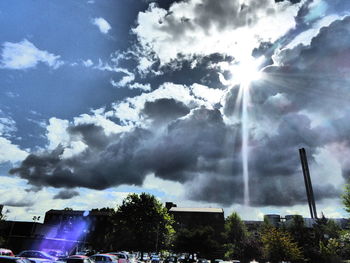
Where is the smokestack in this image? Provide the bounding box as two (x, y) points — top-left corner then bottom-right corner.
(299, 148), (318, 219)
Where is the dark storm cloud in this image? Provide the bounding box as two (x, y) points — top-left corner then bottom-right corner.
(151, 53), (232, 89)
(188, 112), (342, 206)
(10, 107), (231, 190)
(141, 98), (190, 124)
(25, 186), (42, 193)
(265, 16), (350, 114)
(53, 189), (79, 200)
(67, 124), (110, 149)
(3, 199), (34, 207)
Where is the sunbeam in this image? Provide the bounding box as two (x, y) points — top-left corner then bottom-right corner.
(228, 56), (265, 206)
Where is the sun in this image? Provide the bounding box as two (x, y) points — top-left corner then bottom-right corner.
(229, 56), (264, 86)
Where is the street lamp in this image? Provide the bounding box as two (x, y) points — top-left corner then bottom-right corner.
(31, 216), (40, 236)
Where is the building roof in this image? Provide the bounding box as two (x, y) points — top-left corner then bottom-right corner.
(169, 207), (224, 213)
(45, 209), (111, 216)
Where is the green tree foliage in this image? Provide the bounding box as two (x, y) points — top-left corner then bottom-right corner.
(342, 184), (350, 214)
(339, 231), (350, 259)
(314, 214), (341, 241)
(261, 226), (303, 263)
(286, 215), (319, 262)
(110, 193), (174, 255)
(313, 215), (342, 263)
(319, 238), (341, 263)
(224, 212), (247, 244)
(173, 226), (220, 259)
(223, 212), (248, 260)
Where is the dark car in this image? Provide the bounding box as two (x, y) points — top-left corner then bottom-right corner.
(0, 256), (32, 263)
(66, 255), (94, 263)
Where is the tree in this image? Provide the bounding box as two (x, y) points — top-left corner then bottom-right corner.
(313, 215), (342, 263)
(319, 238), (341, 263)
(223, 212), (248, 260)
(261, 226), (303, 263)
(314, 214), (341, 241)
(173, 226), (220, 259)
(241, 235), (263, 262)
(286, 215), (319, 262)
(339, 231), (350, 259)
(110, 193), (174, 256)
(342, 184), (350, 214)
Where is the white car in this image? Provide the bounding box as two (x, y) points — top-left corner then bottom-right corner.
(106, 252), (128, 263)
(90, 254), (119, 263)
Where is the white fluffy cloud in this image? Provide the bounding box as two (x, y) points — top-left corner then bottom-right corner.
(0, 137), (28, 164)
(0, 115), (27, 164)
(92, 17), (112, 34)
(46, 117), (70, 150)
(133, 0), (301, 67)
(0, 39), (63, 70)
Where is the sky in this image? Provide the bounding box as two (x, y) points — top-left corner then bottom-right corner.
(1, 0), (350, 221)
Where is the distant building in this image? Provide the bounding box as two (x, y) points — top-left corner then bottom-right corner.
(44, 209), (113, 250)
(44, 209), (112, 231)
(245, 214), (350, 230)
(169, 206), (225, 231)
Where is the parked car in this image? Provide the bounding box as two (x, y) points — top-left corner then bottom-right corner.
(90, 254), (119, 263)
(0, 249), (15, 257)
(106, 253), (128, 263)
(196, 259), (209, 263)
(17, 250), (58, 263)
(0, 256), (31, 263)
(66, 255), (94, 263)
(44, 250), (67, 260)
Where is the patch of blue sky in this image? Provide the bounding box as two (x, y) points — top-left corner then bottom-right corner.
(304, 1), (328, 24)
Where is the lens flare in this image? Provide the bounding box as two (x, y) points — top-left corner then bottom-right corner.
(229, 56), (264, 206)
(230, 56), (264, 86)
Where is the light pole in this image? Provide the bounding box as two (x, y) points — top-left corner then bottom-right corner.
(31, 216), (40, 236)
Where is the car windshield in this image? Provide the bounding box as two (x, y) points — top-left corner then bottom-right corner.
(67, 259), (85, 263)
(21, 251), (52, 259)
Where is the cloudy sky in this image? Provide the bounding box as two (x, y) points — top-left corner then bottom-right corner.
(1, 0), (350, 221)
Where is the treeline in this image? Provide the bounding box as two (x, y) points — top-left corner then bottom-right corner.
(2, 191), (350, 263)
(87, 192), (350, 263)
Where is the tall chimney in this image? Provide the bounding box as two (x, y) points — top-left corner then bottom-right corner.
(299, 148), (318, 219)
